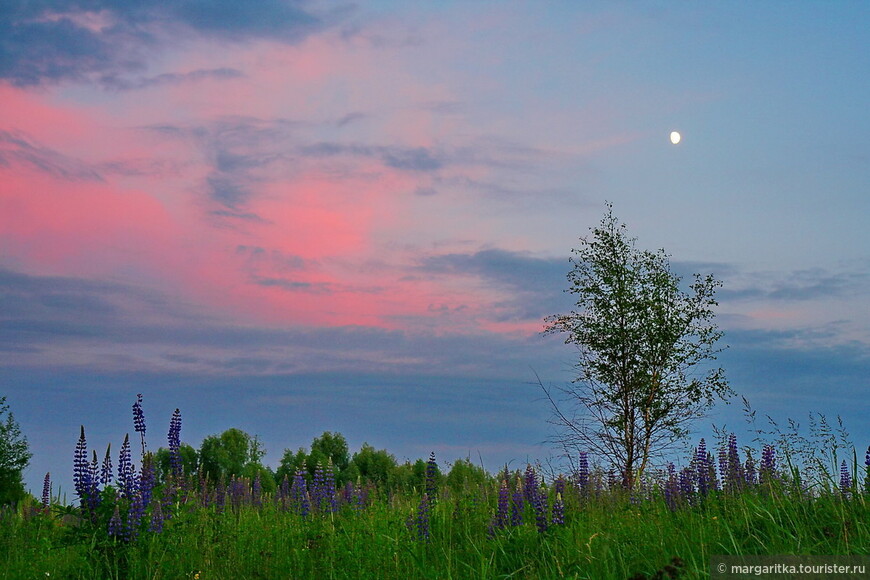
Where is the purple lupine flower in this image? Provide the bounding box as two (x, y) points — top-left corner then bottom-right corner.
(311, 463), (328, 513)
(215, 477), (226, 513)
(744, 452), (757, 487)
(554, 475), (566, 498)
(108, 504), (123, 538)
(229, 477), (246, 512)
(494, 480), (510, 530)
(72, 427), (100, 517)
(100, 444), (113, 486)
(125, 493), (145, 541)
(278, 475), (290, 511)
(760, 444), (777, 485)
(695, 439), (712, 497)
(132, 394), (146, 455)
(725, 433), (744, 492)
(576, 451), (590, 495)
(42, 472), (51, 513)
(414, 493), (431, 542)
(252, 472), (262, 508)
(291, 470), (310, 517)
(198, 472), (211, 508)
(149, 500), (164, 533)
(717, 447), (728, 489)
(510, 480), (524, 526)
(324, 463), (337, 513)
(73, 426), (89, 506)
(533, 488), (548, 533)
(839, 460), (852, 497)
(88, 450), (101, 511)
(139, 453), (155, 509)
(864, 445), (870, 493)
(551, 492), (565, 526)
(523, 464), (539, 504)
(167, 409), (182, 478)
(90, 450), (100, 487)
(679, 467), (695, 505)
(356, 482), (370, 511)
(425, 452), (438, 504)
(342, 480), (365, 511)
(118, 434), (137, 500)
(341, 480), (353, 506)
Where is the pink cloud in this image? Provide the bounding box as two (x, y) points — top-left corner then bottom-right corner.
(0, 164), (178, 277)
(0, 26), (554, 337)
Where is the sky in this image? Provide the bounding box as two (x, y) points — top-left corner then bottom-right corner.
(1, 1), (868, 498)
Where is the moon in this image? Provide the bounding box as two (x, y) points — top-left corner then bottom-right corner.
(669, 131), (681, 145)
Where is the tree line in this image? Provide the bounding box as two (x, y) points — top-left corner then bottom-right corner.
(139, 428), (489, 498)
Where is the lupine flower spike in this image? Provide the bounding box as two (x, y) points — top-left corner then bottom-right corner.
(73, 426), (88, 506)
(533, 487), (548, 533)
(839, 460), (852, 497)
(118, 434), (136, 500)
(108, 504), (123, 538)
(864, 445), (870, 493)
(414, 493), (431, 542)
(551, 492), (565, 526)
(726, 433), (744, 492)
(695, 439), (711, 496)
(100, 445), (113, 486)
(511, 480), (524, 526)
(425, 452), (438, 504)
(42, 472), (51, 513)
(132, 393), (147, 455)
(168, 409), (182, 478)
(760, 444), (777, 485)
(577, 451), (590, 496)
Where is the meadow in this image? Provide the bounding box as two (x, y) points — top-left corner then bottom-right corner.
(1, 397), (868, 580)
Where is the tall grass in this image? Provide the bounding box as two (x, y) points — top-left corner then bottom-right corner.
(1, 397), (868, 579)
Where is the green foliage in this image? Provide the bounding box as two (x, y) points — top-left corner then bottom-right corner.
(276, 431), (354, 485)
(309, 431), (350, 476)
(0, 396), (31, 506)
(276, 447), (308, 483)
(350, 443), (398, 488)
(154, 443), (198, 481)
(198, 428), (264, 482)
(446, 457), (489, 492)
(545, 204), (731, 487)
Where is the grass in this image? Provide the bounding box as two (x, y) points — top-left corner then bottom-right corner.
(3, 395), (868, 579)
(2, 475), (868, 579)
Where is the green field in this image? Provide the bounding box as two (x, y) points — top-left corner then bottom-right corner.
(3, 460), (868, 579)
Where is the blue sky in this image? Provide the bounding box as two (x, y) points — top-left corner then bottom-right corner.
(1, 1), (868, 497)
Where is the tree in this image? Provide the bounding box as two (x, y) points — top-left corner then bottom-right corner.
(276, 432), (353, 485)
(276, 447), (308, 483)
(0, 396), (32, 505)
(198, 428), (264, 482)
(309, 431), (350, 474)
(445, 458), (489, 492)
(350, 443), (398, 487)
(543, 204), (731, 489)
(154, 443), (198, 481)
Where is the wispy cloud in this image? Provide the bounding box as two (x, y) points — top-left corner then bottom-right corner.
(719, 266), (870, 302)
(100, 67), (245, 91)
(0, 130), (103, 181)
(0, 1), (338, 86)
